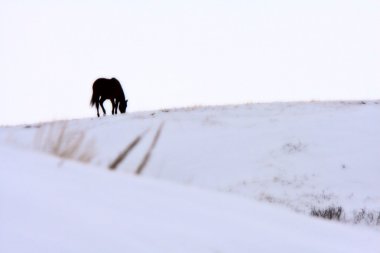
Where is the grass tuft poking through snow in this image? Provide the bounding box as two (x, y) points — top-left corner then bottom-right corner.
(34, 122), (96, 163)
(135, 123), (164, 175)
(353, 209), (380, 226)
(109, 130), (147, 170)
(311, 206), (380, 226)
(311, 206), (343, 221)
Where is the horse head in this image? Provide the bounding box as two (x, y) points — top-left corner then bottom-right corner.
(119, 99), (128, 113)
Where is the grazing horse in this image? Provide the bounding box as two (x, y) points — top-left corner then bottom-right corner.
(90, 77), (128, 117)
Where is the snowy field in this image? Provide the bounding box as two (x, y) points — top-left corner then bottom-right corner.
(1, 101), (380, 252)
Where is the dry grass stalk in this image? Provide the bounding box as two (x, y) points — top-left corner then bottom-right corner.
(135, 123), (164, 175)
(34, 122), (96, 163)
(108, 130), (148, 170)
(77, 139), (97, 163)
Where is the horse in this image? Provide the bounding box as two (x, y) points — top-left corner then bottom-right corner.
(90, 77), (128, 117)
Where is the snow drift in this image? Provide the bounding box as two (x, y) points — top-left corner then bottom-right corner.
(1, 101), (379, 252)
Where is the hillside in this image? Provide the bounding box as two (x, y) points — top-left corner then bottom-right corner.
(1, 101), (379, 252)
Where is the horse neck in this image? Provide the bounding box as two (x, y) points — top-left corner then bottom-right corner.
(118, 89), (126, 101)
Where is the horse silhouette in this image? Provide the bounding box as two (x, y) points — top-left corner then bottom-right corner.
(90, 77), (128, 117)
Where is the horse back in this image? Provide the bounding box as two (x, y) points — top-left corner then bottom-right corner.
(93, 78), (124, 99)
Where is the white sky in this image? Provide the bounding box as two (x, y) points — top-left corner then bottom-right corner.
(1, 0), (379, 125)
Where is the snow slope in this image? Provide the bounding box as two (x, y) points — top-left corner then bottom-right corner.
(2, 101), (379, 221)
(1, 144), (379, 253)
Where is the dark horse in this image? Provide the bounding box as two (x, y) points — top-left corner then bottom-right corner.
(90, 77), (128, 117)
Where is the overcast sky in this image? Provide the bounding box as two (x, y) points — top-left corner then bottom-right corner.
(1, 0), (379, 125)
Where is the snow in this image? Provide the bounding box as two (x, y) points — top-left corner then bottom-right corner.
(1, 144), (379, 253)
(1, 101), (380, 252)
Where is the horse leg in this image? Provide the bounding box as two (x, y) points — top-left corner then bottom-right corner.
(111, 99), (116, 115)
(96, 101), (100, 117)
(115, 100), (119, 115)
(100, 98), (106, 116)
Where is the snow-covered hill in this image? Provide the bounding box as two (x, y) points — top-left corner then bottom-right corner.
(1, 101), (379, 252)
(1, 144), (379, 253)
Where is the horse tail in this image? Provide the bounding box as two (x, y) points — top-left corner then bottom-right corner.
(90, 87), (97, 107)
